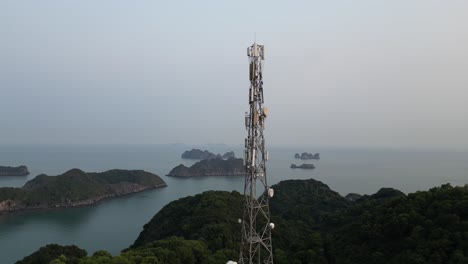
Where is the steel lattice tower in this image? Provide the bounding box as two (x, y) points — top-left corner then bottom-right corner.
(239, 42), (274, 264)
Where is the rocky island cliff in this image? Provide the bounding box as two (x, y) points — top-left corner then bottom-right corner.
(167, 157), (245, 177)
(0, 165), (29, 176)
(294, 152), (320, 160)
(0, 169), (167, 213)
(181, 149), (235, 160)
(290, 163), (315, 169)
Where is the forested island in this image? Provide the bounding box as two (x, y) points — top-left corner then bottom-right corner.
(290, 164), (315, 169)
(294, 152), (320, 160)
(0, 169), (166, 213)
(181, 149), (235, 160)
(167, 157), (245, 177)
(0, 165), (29, 176)
(17, 178), (468, 264)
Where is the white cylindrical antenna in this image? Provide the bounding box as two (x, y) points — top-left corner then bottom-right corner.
(263, 107), (269, 117)
(268, 187), (274, 198)
(251, 149), (256, 167)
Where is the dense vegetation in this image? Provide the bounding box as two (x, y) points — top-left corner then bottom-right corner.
(132, 190), (243, 251)
(0, 169), (166, 212)
(17, 179), (468, 264)
(328, 184), (468, 263)
(16, 244), (86, 264)
(167, 158), (245, 177)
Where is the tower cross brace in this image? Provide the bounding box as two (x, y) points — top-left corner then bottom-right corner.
(239, 42), (274, 264)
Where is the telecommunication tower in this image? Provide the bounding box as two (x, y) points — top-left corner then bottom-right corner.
(239, 42), (274, 264)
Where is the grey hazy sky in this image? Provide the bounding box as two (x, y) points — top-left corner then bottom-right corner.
(1, 1), (467, 149)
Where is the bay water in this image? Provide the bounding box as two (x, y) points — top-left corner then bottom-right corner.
(0, 144), (467, 263)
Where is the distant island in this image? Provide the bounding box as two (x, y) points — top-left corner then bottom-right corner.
(294, 152), (320, 160)
(290, 163), (316, 169)
(181, 149), (235, 160)
(167, 157), (245, 177)
(0, 165), (30, 176)
(0, 169), (166, 213)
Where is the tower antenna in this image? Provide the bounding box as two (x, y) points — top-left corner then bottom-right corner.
(239, 42), (274, 264)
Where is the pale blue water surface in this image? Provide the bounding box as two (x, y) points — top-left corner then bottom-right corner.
(0, 144), (467, 263)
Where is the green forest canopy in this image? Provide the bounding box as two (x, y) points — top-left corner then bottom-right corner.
(16, 179), (468, 264)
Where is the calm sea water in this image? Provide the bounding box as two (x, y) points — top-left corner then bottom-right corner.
(0, 144), (467, 263)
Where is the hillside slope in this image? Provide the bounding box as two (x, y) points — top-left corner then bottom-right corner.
(17, 179), (468, 264)
(0, 169), (167, 213)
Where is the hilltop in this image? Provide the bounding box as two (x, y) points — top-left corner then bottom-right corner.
(181, 149), (236, 160)
(167, 157), (245, 177)
(0, 169), (166, 213)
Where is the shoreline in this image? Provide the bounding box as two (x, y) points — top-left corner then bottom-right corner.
(0, 183), (167, 215)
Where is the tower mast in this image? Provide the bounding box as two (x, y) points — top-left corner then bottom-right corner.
(239, 42), (274, 264)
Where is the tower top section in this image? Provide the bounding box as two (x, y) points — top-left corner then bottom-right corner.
(247, 43), (265, 60)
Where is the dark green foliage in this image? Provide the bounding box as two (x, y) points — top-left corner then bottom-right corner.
(0, 187), (26, 201)
(129, 179), (380, 263)
(0, 169), (166, 210)
(131, 190), (244, 251)
(43, 237), (236, 264)
(270, 179), (350, 221)
(328, 183), (468, 264)
(131, 180), (468, 264)
(269, 179), (350, 263)
(167, 158), (245, 177)
(181, 149), (218, 159)
(18, 180), (468, 264)
(16, 244), (86, 264)
(124, 237), (212, 264)
(358, 187), (406, 202)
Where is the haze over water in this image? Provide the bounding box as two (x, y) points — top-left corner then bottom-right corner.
(1, 1), (468, 263)
(1, 1), (468, 150)
(1, 144), (467, 263)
